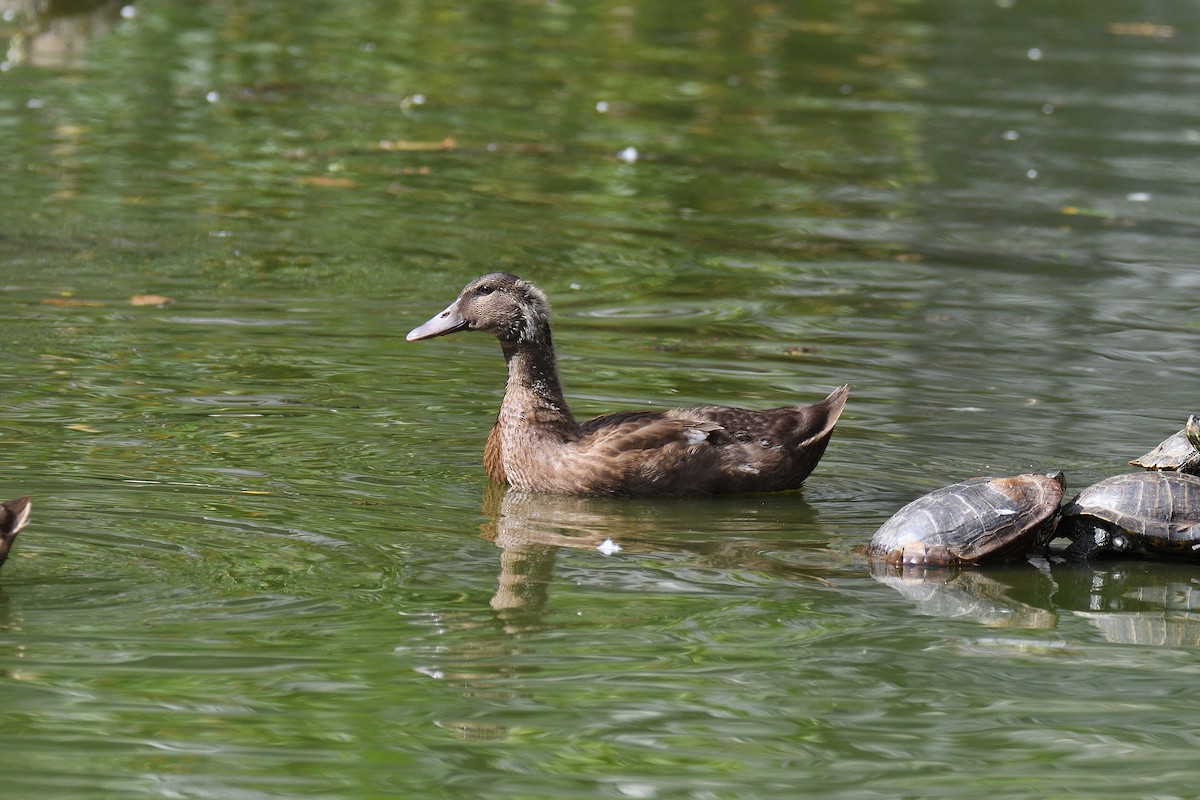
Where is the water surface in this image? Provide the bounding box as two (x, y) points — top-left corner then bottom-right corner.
(2, 1), (1200, 797)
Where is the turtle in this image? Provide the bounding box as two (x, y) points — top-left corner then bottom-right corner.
(1129, 415), (1200, 475)
(1059, 471), (1200, 560)
(867, 472), (1064, 567)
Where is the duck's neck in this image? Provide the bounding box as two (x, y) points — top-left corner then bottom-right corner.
(499, 327), (578, 435)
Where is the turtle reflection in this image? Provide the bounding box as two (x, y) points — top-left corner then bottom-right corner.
(868, 559), (1057, 628)
(1053, 560), (1200, 646)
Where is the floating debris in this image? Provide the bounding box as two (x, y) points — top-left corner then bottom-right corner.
(376, 137), (455, 152)
(41, 297), (106, 308)
(298, 175), (358, 188)
(1108, 22), (1175, 38)
(130, 294), (172, 307)
(596, 538), (622, 556)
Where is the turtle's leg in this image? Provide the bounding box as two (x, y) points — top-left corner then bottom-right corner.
(1062, 520), (1114, 560)
(1033, 515), (1063, 553)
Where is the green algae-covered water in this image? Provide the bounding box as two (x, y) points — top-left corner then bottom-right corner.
(3, 1), (1200, 797)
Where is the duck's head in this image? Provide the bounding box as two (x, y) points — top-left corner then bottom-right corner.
(407, 273), (551, 345)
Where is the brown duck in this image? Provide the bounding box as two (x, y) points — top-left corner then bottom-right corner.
(0, 496), (30, 570)
(407, 273), (848, 497)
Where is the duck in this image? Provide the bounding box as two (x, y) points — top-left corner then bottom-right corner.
(0, 496), (30, 570)
(407, 273), (848, 497)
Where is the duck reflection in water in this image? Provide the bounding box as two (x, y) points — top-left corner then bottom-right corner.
(6, 0), (128, 69)
(478, 483), (836, 625)
(428, 487), (839, 741)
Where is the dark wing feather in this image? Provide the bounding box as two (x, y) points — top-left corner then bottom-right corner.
(581, 412), (722, 455)
(579, 410), (671, 434)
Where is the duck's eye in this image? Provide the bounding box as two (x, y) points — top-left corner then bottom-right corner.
(476, 284), (495, 296)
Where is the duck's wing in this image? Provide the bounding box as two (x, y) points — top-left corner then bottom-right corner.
(664, 385), (849, 491)
(566, 412), (727, 495)
(581, 386), (848, 463)
(580, 411), (724, 455)
(569, 387), (848, 495)
(673, 385), (848, 449)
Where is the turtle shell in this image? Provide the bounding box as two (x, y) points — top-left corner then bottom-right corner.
(868, 472), (1064, 567)
(1129, 415), (1200, 474)
(1059, 471), (1200, 559)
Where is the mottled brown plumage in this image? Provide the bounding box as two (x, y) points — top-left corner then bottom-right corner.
(408, 273), (848, 497)
(0, 496), (31, 570)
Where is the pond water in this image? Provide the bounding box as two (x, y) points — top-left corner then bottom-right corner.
(2, 0), (1200, 797)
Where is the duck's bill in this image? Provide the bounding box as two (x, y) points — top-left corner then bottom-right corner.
(406, 302), (468, 341)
